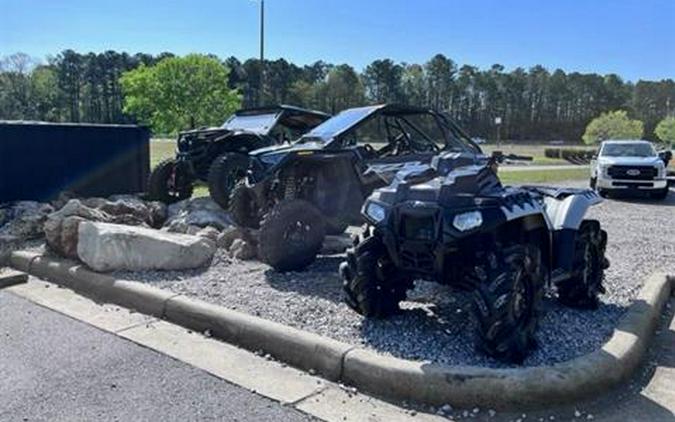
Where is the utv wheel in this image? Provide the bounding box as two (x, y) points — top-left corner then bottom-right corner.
(208, 153), (250, 209)
(229, 180), (260, 228)
(258, 200), (326, 271)
(472, 244), (544, 363)
(556, 220), (608, 309)
(340, 232), (413, 317)
(147, 158), (194, 203)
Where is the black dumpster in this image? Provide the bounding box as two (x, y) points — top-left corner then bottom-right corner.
(0, 121), (150, 202)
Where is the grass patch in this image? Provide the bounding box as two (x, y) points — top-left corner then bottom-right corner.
(499, 167), (589, 184)
(150, 139), (176, 169)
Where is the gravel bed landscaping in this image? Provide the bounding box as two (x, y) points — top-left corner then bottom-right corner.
(116, 181), (675, 368)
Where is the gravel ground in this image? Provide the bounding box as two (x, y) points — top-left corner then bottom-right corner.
(115, 182), (675, 368)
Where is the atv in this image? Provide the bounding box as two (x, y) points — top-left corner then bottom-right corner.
(229, 104), (480, 272)
(340, 150), (609, 363)
(146, 105), (329, 206)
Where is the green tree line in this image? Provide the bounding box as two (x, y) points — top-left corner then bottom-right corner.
(1, 50), (674, 141)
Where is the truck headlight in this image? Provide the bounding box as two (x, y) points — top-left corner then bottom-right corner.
(453, 211), (482, 232)
(365, 201), (386, 223)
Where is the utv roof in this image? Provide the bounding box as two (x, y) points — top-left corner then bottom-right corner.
(234, 104), (330, 119)
(301, 103), (445, 141)
(600, 139), (652, 144)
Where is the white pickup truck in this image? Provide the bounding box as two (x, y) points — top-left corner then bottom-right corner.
(590, 140), (669, 200)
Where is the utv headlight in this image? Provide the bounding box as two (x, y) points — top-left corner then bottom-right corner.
(453, 211), (482, 232)
(365, 201), (386, 223)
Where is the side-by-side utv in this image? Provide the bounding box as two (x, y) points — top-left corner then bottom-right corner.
(228, 104), (484, 271)
(146, 105), (329, 206)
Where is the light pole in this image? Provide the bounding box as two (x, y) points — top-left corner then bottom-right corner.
(259, 0), (265, 106)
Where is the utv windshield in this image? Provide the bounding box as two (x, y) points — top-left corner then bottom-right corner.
(222, 112), (280, 134)
(601, 143), (656, 157)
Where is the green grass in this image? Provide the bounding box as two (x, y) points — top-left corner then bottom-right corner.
(499, 167), (589, 184)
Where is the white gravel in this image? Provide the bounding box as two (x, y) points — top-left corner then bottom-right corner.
(116, 182), (675, 368)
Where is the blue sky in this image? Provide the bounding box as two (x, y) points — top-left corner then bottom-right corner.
(2, 0), (674, 81)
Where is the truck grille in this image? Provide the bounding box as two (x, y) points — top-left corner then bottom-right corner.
(607, 165), (657, 180)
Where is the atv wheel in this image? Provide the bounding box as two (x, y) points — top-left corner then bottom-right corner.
(340, 231), (413, 317)
(651, 187), (669, 200)
(229, 180), (260, 228)
(208, 153), (249, 209)
(147, 158), (194, 203)
(472, 244), (544, 363)
(258, 200), (326, 271)
(556, 220), (608, 309)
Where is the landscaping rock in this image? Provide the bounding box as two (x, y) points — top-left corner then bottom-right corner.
(196, 226), (220, 242)
(0, 201), (53, 240)
(77, 222), (215, 272)
(45, 198), (164, 257)
(216, 226), (259, 260)
(229, 238), (257, 260)
(165, 197), (231, 230)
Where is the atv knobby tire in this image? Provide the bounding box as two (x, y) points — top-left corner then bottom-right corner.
(341, 230), (414, 318)
(208, 153), (250, 209)
(556, 219), (608, 309)
(472, 244), (544, 363)
(229, 180), (260, 228)
(258, 199), (326, 271)
(147, 158), (194, 203)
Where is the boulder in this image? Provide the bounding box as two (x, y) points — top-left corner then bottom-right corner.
(216, 226), (259, 260)
(0, 201), (54, 240)
(77, 222), (215, 272)
(229, 238), (257, 260)
(44, 198), (165, 258)
(165, 197), (231, 230)
(196, 226), (220, 242)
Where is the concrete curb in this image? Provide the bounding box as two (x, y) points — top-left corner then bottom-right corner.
(11, 250), (673, 410)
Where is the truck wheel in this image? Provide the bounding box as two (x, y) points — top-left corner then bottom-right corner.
(472, 244), (544, 363)
(589, 177), (597, 189)
(228, 180), (260, 228)
(340, 232), (413, 317)
(258, 199), (326, 271)
(208, 153), (249, 209)
(651, 188), (669, 200)
(556, 220), (608, 309)
(147, 158), (194, 203)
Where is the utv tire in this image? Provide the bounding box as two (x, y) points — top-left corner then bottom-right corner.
(341, 231), (414, 317)
(147, 158), (194, 204)
(208, 153), (250, 209)
(258, 200), (326, 272)
(472, 244), (544, 364)
(556, 220), (608, 309)
(229, 180), (260, 228)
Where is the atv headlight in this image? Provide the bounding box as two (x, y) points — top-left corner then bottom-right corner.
(453, 211), (482, 232)
(365, 201), (386, 223)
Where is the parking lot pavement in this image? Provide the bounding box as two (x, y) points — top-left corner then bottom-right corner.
(0, 291), (315, 422)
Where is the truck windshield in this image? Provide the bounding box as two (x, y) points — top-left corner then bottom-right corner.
(601, 143), (656, 157)
(222, 112), (280, 134)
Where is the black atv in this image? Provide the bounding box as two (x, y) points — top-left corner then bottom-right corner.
(340, 151), (609, 363)
(229, 104), (479, 272)
(147, 105), (329, 206)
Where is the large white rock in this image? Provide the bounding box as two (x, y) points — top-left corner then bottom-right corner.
(77, 222), (215, 272)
